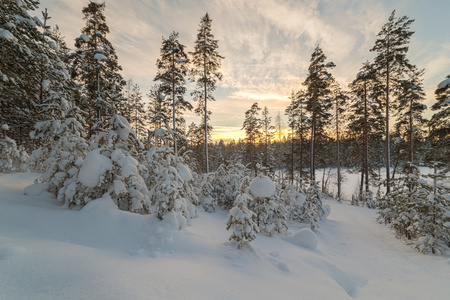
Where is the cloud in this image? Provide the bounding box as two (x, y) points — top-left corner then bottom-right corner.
(35, 0), (450, 136)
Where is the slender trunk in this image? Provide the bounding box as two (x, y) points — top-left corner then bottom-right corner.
(364, 80), (370, 196)
(336, 97), (341, 201)
(299, 104), (304, 189)
(290, 121), (294, 184)
(385, 34), (391, 195)
(310, 99), (316, 184)
(204, 51), (209, 173)
(408, 94), (413, 197)
(360, 160), (364, 202)
(172, 49), (177, 155)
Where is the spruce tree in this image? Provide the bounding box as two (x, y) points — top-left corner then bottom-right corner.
(71, 1), (125, 136)
(370, 10), (415, 194)
(190, 13), (224, 173)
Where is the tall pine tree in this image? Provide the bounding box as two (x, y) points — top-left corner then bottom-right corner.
(190, 13), (224, 173)
(370, 10), (414, 194)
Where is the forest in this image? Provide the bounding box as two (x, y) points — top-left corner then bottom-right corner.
(1, 0), (449, 254)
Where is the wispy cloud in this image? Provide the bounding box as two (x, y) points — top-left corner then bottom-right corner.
(36, 0), (450, 137)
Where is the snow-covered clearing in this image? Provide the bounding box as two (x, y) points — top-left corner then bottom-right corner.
(1, 172), (449, 299)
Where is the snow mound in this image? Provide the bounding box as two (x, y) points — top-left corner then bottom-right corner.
(78, 149), (113, 188)
(287, 228), (318, 250)
(323, 203), (331, 219)
(249, 176), (275, 198)
(177, 163), (192, 181)
(24, 183), (49, 196)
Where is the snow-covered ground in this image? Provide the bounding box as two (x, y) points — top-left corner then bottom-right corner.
(1, 172), (449, 300)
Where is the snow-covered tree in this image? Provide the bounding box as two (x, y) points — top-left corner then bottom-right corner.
(0, 125), (27, 172)
(71, 1), (125, 136)
(304, 182), (324, 231)
(226, 193), (259, 248)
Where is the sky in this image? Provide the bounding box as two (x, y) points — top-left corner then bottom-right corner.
(34, 0), (450, 141)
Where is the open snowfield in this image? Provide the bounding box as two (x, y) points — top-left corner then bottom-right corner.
(1, 172), (449, 300)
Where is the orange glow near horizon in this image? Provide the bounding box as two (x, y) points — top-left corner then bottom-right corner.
(211, 127), (290, 143)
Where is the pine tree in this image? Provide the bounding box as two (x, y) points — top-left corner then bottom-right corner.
(154, 31), (191, 155)
(348, 62), (384, 205)
(242, 102), (262, 174)
(428, 74), (450, 170)
(370, 10), (415, 194)
(190, 13), (224, 173)
(303, 46), (335, 184)
(393, 66), (427, 176)
(71, 1), (125, 136)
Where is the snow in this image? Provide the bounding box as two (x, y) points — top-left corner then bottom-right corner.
(23, 183), (49, 196)
(176, 163), (192, 181)
(1, 124), (9, 131)
(286, 228), (318, 250)
(438, 77), (450, 89)
(1, 172), (449, 300)
(94, 53), (108, 61)
(79, 34), (91, 42)
(78, 149), (113, 188)
(0, 29), (16, 41)
(249, 176), (275, 198)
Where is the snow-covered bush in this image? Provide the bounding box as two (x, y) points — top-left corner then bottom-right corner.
(196, 173), (216, 212)
(378, 164), (450, 254)
(0, 125), (28, 173)
(304, 183), (325, 232)
(1, 125), (18, 172)
(57, 115), (150, 214)
(226, 193), (259, 248)
(145, 146), (197, 225)
(212, 162), (249, 210)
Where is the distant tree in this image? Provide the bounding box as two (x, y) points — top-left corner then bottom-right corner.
(370, 10), (415, 194)
(154, 31), (191, 154)
(303, 46), (335, 184)
(125, 83), (146, 140)
(242, 103), (262, 174)
(261, 106), (275, 170)
(190, 13), (224, 173)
